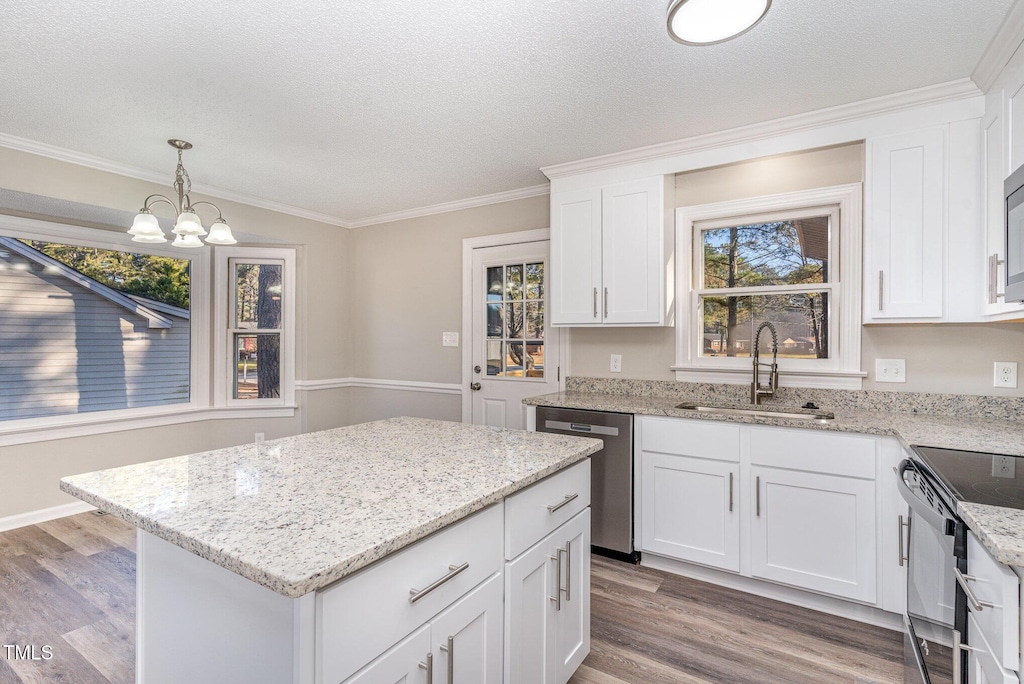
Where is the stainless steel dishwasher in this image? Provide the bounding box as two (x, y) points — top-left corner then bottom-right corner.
(536, 406), (637, 561)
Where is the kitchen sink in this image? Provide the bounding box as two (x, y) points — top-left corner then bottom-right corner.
(673, 401), (835, 421)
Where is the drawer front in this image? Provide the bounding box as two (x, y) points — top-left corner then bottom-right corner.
(505, 459), (590, 559)
(640, 416), (740, 463)
(966, 532), (1020, 671)
(749, 427), (876, 479)
(318, 504), (503, 684)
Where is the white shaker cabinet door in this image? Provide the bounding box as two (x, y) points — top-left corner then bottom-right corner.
(749, 466), (877, 603)
(431, 573), (504, 684)
(601, 177), (664, 324)
(641, 452), (740, 572)
(550, 187), (603, 325)
(866, 126), (946, 319)
(554, 509), (591, 684)
(967, 613), (1019, 684)
(344, 626), (431, 684)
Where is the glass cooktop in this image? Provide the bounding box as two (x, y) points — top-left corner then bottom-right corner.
(913, 446), (1024, 510)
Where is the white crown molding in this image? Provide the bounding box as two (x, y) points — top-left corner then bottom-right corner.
(973, 0), (1024, 92)
(296, 377), (463, 395)
(0, 132), (352, 228)
(540, 79), (982, 180)
(0, 501), (96, 533)
(349, 184), (550, 229)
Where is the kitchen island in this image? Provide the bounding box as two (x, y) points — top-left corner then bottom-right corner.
(60, 416), (602, 684)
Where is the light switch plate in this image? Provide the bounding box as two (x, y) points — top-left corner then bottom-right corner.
(442, 332), (459, 347)
(610, 354), (622, 373)
(875, 358), (906, 383)
(994, 361), (1018, 388)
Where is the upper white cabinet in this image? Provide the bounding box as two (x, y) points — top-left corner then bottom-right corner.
(864, 121), (984, 323)
(550, 176), (672, 326)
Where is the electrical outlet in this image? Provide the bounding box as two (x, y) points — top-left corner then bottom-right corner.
(875, 358), (906, 383)
(993, 455), (1016, 479)
(255, 432), (265, 443)
(610, 354), (622, 373)
(994, 361), (1018, 388)
(442, 332), (459, 347)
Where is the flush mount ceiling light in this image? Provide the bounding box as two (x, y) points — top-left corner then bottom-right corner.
(667, 0), (771, 46)
(128, 139), (237, 248)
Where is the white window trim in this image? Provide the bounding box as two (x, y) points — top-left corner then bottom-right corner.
(214, 246), (296, 409)
(673, 183), (865, 389)
(0, 214), (296, 447)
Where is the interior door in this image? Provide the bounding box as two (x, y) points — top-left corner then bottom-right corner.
(471, 241), (560, 429)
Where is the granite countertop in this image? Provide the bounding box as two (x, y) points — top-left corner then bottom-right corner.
(60, 416), (602, 598)
(525, 389), (1024, 566)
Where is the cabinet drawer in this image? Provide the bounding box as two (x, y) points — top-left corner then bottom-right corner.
(749, 427), (876, 479)
(505, 460), (590, 560)
(318, 504), (503, 684)
(640, 417), (740, 462)
(966, 532), (1020, 671)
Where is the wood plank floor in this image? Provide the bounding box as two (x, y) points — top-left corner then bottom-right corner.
(0, 514), (904, 683)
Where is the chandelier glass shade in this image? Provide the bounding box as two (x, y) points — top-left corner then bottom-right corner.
(128, 140), (237, 247)
(667, 0), (771, 46)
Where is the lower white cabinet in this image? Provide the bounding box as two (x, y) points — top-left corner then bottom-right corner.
(505, 509), (591, 684)
(345, 574), (503, 684)
(640, 453), (739, 572)
(749, 466), (877, 603)
(968, 612), (1019, 684)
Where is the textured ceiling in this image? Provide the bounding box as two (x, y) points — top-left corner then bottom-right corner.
(0, 0), (1015, 223)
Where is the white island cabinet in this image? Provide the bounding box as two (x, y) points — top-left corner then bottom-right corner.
(60, 417), (600, 684)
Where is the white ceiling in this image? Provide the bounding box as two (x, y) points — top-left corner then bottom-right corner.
(0, 0), (1015, 224)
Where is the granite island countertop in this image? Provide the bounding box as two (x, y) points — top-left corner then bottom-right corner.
(60, 416), (602, 598)
(525, 389), (1024, 566)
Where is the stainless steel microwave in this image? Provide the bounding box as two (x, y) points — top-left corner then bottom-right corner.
(1006, 162), (1024, 302)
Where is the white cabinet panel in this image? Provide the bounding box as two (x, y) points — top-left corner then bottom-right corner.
(967, 532), (1020, 672)
(344, 626), (430, 684)
(867, 127), (946, 319)
(601, 178), (663, 324)
(431, 573), (504, 684)
(554, 510), (591, 683)
(968, 612), (1019, 684)
(505, 459), (590, 560)
(641, 452), (739, 572)
(750, 466), (877, 603)
(550, 188), (602, 324)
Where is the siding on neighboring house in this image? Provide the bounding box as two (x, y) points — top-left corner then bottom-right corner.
(0, 241), (190, 421)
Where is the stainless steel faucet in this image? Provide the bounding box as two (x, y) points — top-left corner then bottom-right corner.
(750, 321), (779, 405)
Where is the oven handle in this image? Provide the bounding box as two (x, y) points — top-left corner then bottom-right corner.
(895, 459), (951, 530)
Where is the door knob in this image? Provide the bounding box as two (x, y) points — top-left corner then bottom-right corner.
(473, 365), (482, 373)
(470, 382), (482, 391)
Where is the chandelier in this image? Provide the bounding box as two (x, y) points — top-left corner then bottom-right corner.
(127, 139), (237, 247)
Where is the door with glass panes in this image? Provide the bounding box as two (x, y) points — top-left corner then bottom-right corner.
(471, 242), (560, 429)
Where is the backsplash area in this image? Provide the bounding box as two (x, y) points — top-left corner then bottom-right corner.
(564, 377), (1024, 421)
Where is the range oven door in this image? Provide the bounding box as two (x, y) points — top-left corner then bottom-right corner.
(897, 459), (966, 684)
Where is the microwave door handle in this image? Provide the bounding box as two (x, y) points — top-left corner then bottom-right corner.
(895, 460), (949, 530)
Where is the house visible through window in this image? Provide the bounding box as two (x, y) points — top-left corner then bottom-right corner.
(697, 211), (834, 360)
(0, 236), (192, 421)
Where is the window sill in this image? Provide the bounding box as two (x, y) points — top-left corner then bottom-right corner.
(0, 404), (298, 448)
(671, 366), (867, 390)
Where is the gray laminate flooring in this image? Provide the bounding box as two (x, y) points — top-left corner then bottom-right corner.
(0, 514), (903, 683)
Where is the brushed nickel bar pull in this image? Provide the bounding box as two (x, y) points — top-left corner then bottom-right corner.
(439, 636), (454, 684)
(954, 567), (994, 612)
(593, 288), (598, 318)
(989, 253), (1006, 304)
(565, 539), (572, 602)
(756, 476), (761, 517)
(604, 287), (609, 318)
(952, 629), (978, 684)
(418, 653), (433, 684)
(878, 271), (884, 311)
(549, 548), (564, 611)
(409, 563), (469, 604)
(547, 493), (578, 513)
(898, 515), (909, 567)
(729, 472), (734, 512)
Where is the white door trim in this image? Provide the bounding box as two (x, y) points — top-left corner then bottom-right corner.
(461, 229), (570, 423)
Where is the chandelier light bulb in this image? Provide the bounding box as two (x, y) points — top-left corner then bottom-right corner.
(205, 219), (238, 245)
(172, 233), (205, 249)
(128, 212), (166, 241)
(667, 0), (771, 46)
(173, 212), (206, 236)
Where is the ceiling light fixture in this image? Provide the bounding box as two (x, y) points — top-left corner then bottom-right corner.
(667, 0), (771, 46)
(128, 139), (237, 247)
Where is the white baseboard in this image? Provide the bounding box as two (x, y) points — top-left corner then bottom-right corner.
(0, 500), (96, 532)
(641, 553), (903, 633)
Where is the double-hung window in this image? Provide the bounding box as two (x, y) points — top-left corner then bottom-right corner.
(674, 185), (863, 388)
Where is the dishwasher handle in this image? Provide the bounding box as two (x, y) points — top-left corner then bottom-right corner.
(542, 420), (618, 437)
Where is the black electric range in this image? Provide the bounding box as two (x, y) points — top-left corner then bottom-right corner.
(911, 445), (1024, 510)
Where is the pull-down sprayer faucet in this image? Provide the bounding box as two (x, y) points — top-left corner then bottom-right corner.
(751, 321), (779, 405)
